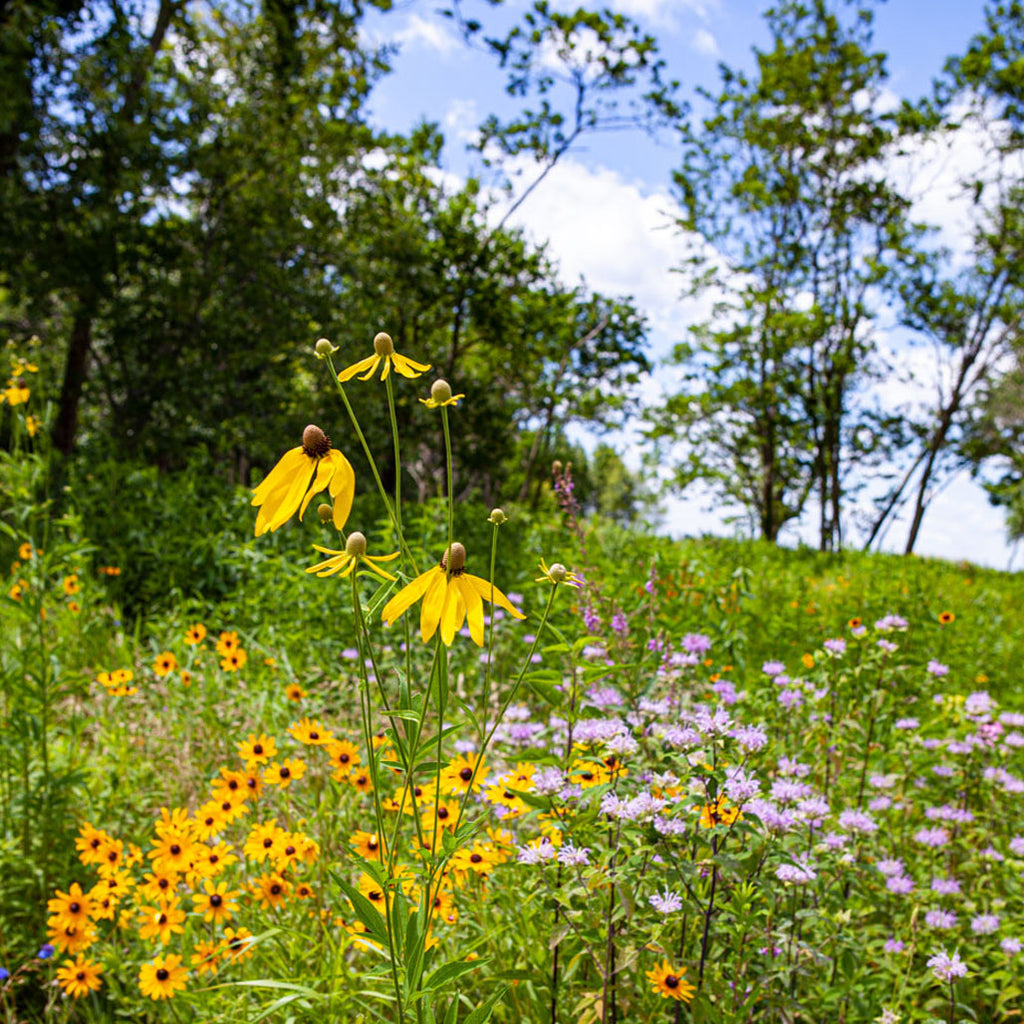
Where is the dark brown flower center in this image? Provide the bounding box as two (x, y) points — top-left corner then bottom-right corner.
(69, 902), (80, 914)
(279, 767), (291, 779)
(156, 968), (169, 982)
(470, 853), (483, 864)
(170, 844), (181, 856)
(302, 424), (331, 459)
(285, 845), (296, 856)
(76, 971), (86, 981)
(665, 975), (679, 989)
(459, 767), (473, 781)
(263, 838), (273, 848)
(210, 894), (223, 907)
(310, 731), (319, 740)
(437, 807), (449, 819)
(270, 884), (282, 895)
(253, 744), (263, 755)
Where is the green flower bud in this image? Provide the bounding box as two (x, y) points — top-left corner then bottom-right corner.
(488, 508), (508, 525)
(345, 531), (367, 557)
(315, 337), (338, 358)
(317, 503), (334, 523)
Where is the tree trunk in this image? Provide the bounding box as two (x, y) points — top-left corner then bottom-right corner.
(52, 308), (94, 456)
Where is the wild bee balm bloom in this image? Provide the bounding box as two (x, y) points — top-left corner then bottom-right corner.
(381, 542), (526, 645)
(251, 425), (355, 535)
(337, 331), (431, 382)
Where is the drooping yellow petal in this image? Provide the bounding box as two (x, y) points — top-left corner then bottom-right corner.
(358, 556), (396, 582)
(305, 552), (356, 578)
(337, 355), (379, 382)
(358, 356), (383, 381)
(327, 450), (356, 531)
(255, 455), (317, 535)
(252, 447), (305, 504)
(365, 552), (399, 563)
(439, 581), (466, 646)
(458, 576), (485, 646)
(298, 456), (334, 521)
(380, 356), (391, 382)
(381, 568), (439, 627)
(420, 571), (449, 643)
(391, 353), (432, 379)
(463, 573), (527, 620)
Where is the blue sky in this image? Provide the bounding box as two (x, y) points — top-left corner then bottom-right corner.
(358, 1), (1018, 570)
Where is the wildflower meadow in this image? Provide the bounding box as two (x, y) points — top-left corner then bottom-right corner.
(3, 333), (1024, 1024)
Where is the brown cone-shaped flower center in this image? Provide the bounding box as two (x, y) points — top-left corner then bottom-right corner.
(470, 853), (483, 864)
(279, 767), (291, 779)
(302, 424), (331, 459)
(665, 975), (680, 989)
(76, 971), (86, 981)
(459, 767), (473, 781)
(69, 902), (80, 914)
(210, 894), (222, 906)
(345, 531), (367, 557)
(156, 968), (169, 982)
(441, 542), (466, 575)
(437, 806), (449, 819)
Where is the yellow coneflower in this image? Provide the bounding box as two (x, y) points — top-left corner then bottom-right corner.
(418, 378), (464, 409)
(382, 543), (525, 646)
(697, 793), (742, 829)
(222, 927), (256, 962)
(244, 820), (286, 863)
(569, 759), (610, 790)
(251, 424), (355, 535)
(350, 830), (385, 861)
(336, 331), (430, 383)
(139, 871), (178, 903)
(305, 531), (398, 582)
(138, 953), (188, 1000)
(216, 630), (240, 655)
(46, 918), (97, 955)
(253, 872), (291, 910)
(62, 575), (80, 595)
(148, 831), (194, 875)
(439, 752), (488, 795)
(56, 955), (104, 998)
(285, 682), (306, 701)
(192, 802), (229, 842)
(646, 959), (695, 1002)
(76, 823), (113, 867)
(190, 940), (221, 977)
(327, 739), (361, 779)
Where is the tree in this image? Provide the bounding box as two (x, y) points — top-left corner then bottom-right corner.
(649, 0), (917, 549)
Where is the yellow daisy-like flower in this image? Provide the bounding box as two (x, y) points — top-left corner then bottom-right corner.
(381, 543), (526, 646)
(153, 651), (177, 677)
(220, 647), (247, 672)
(56, 955), (104, 999)
(251, 424), (355, 536)
(138, 953), (188, 1000)
(62, 575), (80, 595)
(238, 733), (276, 765)
(184, 622), (207, 645)
(646, 959), (695, 1002)
(305, 531), (398, 581)
(25, 414), (40, 436)
(18, 542), (33, 560)
(419, 378), (464, 409)
(535, 559), (582, 587)
(287, 717), (334, 746)
(193, 879), (239, 925)
(337, 331), (431, 383)
(285, 682), (306, 702)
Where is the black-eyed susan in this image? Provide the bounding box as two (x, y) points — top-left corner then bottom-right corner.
(76, 824), (112, 867)
(244, 819), (285, 863)
(137, 898), (186, 944)
(238, 733), (276, 765)
(327, 739), (361, 778)
(62, 575), (80, 595)
(351, 770), (372, 794)
(939, 610), (955, 625)
(253, 872), (291, 910)
(288, 716), (334, 746)
(190, 940), (221, 977)
(194, 841), (238, 877)
(216, 630), (240, 655)
(305, 531), (398, 581)
(153, 651), (177, 677)
(47, 884), (95, 931)
(337, 331), (430, 383)
(285, 682), (306, 701)
(222, 926), (256, 962)
(381, 542), (525, 646)
(18, 542), (33, 560)
(192, 801), (229, 842)
(138, 953), (188, 1000)
(184, 622), (207, 645)
(646, 959), (695, 1002)
(697, 793), (742, 828)
(139, 871), (178, 903)
(263, 757), (305, 788)
(440, 752), (488, 795)
(193, 880), (239, 925)
(46, 918), (96, 955)
(251, 424), (355, 535)
(148, 831), (194, 875)
(350, 830), (385, 861)
(56, 955), (104, 999)
(220, 647), (247, 672)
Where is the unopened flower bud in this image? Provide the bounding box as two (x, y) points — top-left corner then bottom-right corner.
(373, 332), (395, 356)
(345, 531), (367, 557)
(315, 337), (338, 358)
(317, 503), (333, 523)
(552, 460), (563, 475)
(547, 562), (569, 583)
(488, 508), (508, 525)
(442, 542), (466, 573)
(430, 379), (453, 404)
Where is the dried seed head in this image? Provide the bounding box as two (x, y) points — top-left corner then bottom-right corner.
(488, 507), (508, 525)
(314, 337), (338, 358)
(373, 332), (395, 356)
(302, 424), (331, 459)
(317, 503), (333, 523)
(441, 542), (466, 574)
(345, 532), (367, 557)
(430, 379), (453, 404)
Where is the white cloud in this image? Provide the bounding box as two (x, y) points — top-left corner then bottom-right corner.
(390, 13), (460, 57)
(692, 28), (720, 56)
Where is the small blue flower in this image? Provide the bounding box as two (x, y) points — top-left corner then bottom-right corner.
(0, 966), (9, 981)
(36, 944), (54, 960)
